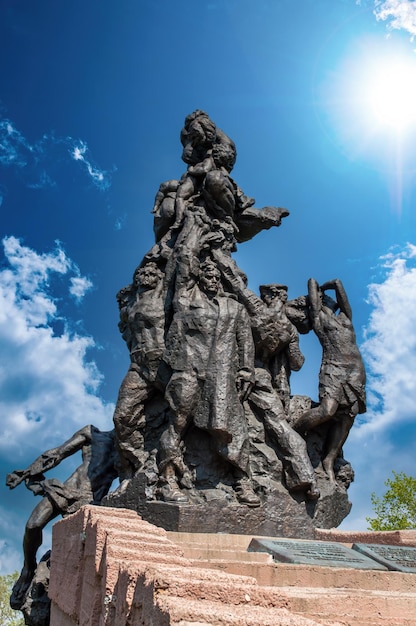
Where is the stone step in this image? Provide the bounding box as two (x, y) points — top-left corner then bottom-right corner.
(168, 530), (255, 550)
(50, 508), (416, 626)
(272, 585), (416, 626)
(187, 557), (416, 593)
(137, 565), (416, 626)
(182, 545), (272, 563)
(149, 593), (341, 626)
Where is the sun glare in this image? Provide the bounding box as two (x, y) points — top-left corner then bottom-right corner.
(318, 43), (416, 153)
(358, 54), (416, 134)
(315, 32), (416, 188)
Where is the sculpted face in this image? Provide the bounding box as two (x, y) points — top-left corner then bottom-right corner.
(261, 285), (288, 307)
(200, 265), (220, 296)
(135, 264), (160, 290)
(276, 288), (288, 303)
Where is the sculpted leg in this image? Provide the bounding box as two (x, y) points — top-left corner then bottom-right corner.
(212, 427), (261, 508)
(322, 413), (355, 482)
(234, 206), (289, 243)
(294, 396), (339, 434)
(11, 497), (57, 609)
(158, 371), (199, 502)
(113, 367), (152, 478)
(249, 371), (319, 500)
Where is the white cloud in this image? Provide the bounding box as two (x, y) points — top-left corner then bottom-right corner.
(69, 276), (94, 301)
(0, 119), (31, 167)
(0, 115), (112, 191)
(69, 139), (111, 190)
(0, 236), (114, 461)
(114, 215), (126, 231)
(374, 0), (416, 38)
(72, 141), (88, 161)
(360, 242), (416, 433)
(341, 243), (416, 529)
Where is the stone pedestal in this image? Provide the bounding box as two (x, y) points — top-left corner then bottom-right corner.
(48, 505), (416, 626)
(102, 463), (351, 538)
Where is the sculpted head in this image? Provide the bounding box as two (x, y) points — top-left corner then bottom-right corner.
(199, 260), (221, 296)
(212, 138), (236, 172)
(133, 262), (163, 290)
(181, 110), (217, 164)
(116, 285), (133, 310)
(260, 284), (288, 307)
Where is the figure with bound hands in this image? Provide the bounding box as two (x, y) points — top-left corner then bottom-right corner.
(293, 278), (366, 481)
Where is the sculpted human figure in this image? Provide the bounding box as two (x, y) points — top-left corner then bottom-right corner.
(6, 425), (117, 609)
(173, 110), (217, 229)
(214, 253), (319, 500)
(113, 261), (167, 478)
(201, 135), (290, 243)
(294, 278), (366, 481)
(180, 109), (217, 168)
(259, 284), (305, 414)
(145, 112), (218, 269)
(149, 111), (290, 256)
(158, 213), (259, 506)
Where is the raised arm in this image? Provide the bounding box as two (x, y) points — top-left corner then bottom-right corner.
(6, 425), (92, 489)
(213, 251), (291, 355)
(307, 278), (323, 331)
(320, 278), (352, 320)
(211, 250), (264, 319)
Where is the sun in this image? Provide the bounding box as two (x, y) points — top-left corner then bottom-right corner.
(364, 56), (416, 132)
(314, 40), (416, 165)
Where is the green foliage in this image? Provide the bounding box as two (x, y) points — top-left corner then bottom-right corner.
(367, 471), (416, 531)
(0, 572), (24, 625)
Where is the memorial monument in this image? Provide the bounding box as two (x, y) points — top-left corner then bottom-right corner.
(104, 109), (366, 531)
(7, 111), (366, 623)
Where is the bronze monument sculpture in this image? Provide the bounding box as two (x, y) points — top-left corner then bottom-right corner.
(103, 110), (366, 532)
(7, 111), (366, 623)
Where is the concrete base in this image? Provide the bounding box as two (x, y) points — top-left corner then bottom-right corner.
(104, 489), (317, 538)
(102, 472), (351, 539)
(49, 505), (416, 626)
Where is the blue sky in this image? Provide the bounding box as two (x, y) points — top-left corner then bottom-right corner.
(1, 0), (416, 574)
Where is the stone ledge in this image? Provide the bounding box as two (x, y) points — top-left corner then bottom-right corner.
(49, 505), (416, 626)
(315, 527), (416, 546)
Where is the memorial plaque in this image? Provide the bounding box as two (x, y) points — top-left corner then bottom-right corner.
(248, 538), (387, 570)
(353, 543), (416, 573)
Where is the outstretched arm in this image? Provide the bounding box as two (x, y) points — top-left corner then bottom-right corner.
(213, 250), (291, 354)
(234, 206), (290, 243)
(307, 278), (323, 331)
(321, 278), (352, 320)
(6, 425), (92, 489)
